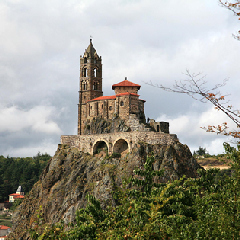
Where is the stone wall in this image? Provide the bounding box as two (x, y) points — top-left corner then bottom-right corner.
(61, 131), (178, 155)
(86, 94), (145, 123)
(127, 114), (150, 132)
(114, 86), (139, 95)
(149, 119), (169, 134)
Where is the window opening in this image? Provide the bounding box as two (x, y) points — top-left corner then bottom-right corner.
(83, 68), (87, 77)
(93, 82), (98, 90)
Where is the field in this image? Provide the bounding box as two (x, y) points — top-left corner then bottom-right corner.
(0, 214), (12, 228)
(197, 155), (231, 170)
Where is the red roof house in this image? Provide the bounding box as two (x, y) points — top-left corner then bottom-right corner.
(9, 186), (24, 203)
(0, 225), (11, 238)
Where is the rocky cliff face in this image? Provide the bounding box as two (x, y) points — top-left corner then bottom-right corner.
(83, 116), (130, 135)
(9, 141), (201, 239)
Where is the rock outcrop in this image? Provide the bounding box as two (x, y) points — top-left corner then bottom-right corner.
(83, 116), (130, 135)
(8, 141), (201, 239)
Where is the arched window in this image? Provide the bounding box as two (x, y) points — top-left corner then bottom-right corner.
(83, 68), (87, 77)
(120, 101), (124, 106)
(82, 81), (87, 90)
(109, 106), (112, 110)
(93, 68), (97, 77)
(84, 57), (87, 63)
(93, 82), (98, 90)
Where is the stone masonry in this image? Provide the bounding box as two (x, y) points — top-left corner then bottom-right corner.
(61, 132), (178, 155)
(61, 40), (178, 155)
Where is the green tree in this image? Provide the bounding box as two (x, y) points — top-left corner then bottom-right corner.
(0, 153), (51, 202)
(195, 146), (207, 156)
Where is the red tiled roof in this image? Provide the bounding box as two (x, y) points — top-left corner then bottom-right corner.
(88, 95), (116, 102)
(9, 193), (24, 199)
(89, 92), (140, 102)
(14, 195), (24, 199)
(0, 225), (10, 230)
(112, 79), (141, 90)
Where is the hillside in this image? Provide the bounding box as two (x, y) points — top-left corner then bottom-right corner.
(0, 153), (51, 203)
(8, 141), (201, 239)
(197, 156), (231, 170)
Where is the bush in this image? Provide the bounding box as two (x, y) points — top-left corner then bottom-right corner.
(111, 152), (121, 158)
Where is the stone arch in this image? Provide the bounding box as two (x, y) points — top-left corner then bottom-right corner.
(113, 138), (129, 154)
(93, 140), (109, 154)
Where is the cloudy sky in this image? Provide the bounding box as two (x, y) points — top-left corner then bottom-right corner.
(0, 0), (239, 157)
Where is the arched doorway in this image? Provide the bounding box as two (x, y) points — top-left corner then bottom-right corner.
(113, 139), (129, 154)
(93, 141), (108, 154)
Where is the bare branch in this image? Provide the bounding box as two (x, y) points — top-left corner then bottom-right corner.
(219, 0), (240, 40)
(145, 70), (240, 131)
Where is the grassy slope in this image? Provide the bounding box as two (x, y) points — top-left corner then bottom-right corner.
(0, 214), (12, 227)
(196, 156), (231, 169)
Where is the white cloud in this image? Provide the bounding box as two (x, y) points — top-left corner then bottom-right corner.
(2, 138), (59, 158)
(0, 0), (239, 156)
(0, 105), (62, 134)
(156, 106), (237, 155)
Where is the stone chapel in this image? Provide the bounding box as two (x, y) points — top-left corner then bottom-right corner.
(61, 40), (178, 155)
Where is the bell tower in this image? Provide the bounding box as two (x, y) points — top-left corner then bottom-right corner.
(78, 39), (103, 135)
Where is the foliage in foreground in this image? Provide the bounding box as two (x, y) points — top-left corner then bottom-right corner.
(30, 145), (240, 239)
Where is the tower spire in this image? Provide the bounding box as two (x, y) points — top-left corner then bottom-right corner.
(78, 40), (103, 135)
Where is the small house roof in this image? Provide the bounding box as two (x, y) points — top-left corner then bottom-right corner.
(9, 193), (24, 199)
(0, 225), (10, 230)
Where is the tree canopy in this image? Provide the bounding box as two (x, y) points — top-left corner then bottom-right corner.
(0, 153), (51, 203)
